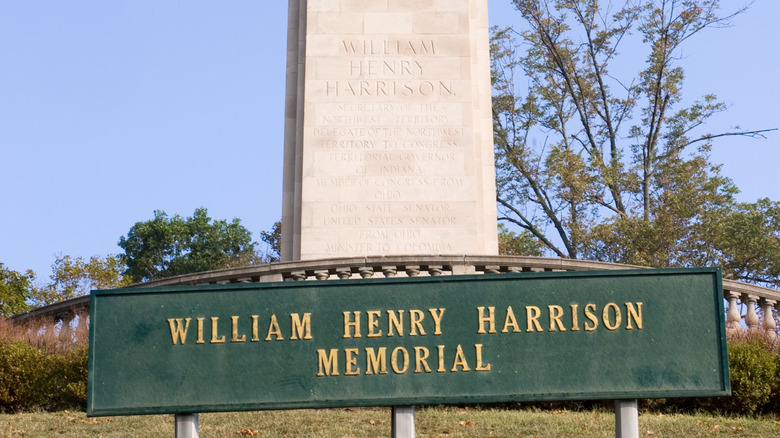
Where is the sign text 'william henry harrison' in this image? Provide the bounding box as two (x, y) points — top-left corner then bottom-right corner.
(87, 269), (729, 416)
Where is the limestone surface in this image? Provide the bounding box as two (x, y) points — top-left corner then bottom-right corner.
(282, 0), (497, 260)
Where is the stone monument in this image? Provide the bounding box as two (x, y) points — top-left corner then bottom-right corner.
(282, 0), (497, 261)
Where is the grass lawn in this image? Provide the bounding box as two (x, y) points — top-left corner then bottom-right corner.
(2, 407), (780, 437)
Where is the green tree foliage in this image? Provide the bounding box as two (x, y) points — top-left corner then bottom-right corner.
(118, 208), (257, 282)
(498, 224), (544, 256)
(0, 264), (35, 317)
(260, 221), (282, 263)
(492, 0), (778, 285)
(31, 255), (130, 306)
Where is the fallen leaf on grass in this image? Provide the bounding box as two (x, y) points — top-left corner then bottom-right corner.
(459, 420), (477, 427)
(234, 428), (260, 436)
(731, 426), (744, 432)
(647, 431), (655, 436)
(5, 425), (27, 437)
(710, 425), (720, 431)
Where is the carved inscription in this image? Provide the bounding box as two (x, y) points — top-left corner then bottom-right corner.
(302, 9), (481, 257)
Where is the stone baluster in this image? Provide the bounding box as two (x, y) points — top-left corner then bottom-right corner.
(725, 292), (742, 332)
(760, 299), (777, 336)
(336, 268), (352, 280)
(314, 270), (330, 280)
(483, 266), (501, 274)
(290, 271), (307, 281)
(743, 294), (760, 331)
(405, 266), (421, 277)
(57, 311), (74, 342)
(428, 265), (443, 276)
(75, 314), (89, 342)
(359, 267), (374, 279)
(382, 266), (398, 278)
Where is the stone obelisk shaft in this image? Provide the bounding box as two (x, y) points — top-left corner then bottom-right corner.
(282, 0), (497, 261)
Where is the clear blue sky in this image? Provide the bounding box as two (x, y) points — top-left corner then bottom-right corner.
(1, 1), (777, 279)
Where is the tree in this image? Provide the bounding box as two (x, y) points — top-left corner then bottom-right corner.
(118, 208), (257, 282)
(259, 221), (282, 263)
(492, 0), (777, 283)
(695, 199), (780, 287)
(31, 254), (130, 306)
(0, 264), (34, 317)
(498, 224), (544, 256)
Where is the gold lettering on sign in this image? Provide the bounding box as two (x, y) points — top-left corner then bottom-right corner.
(391, 347), (410, 374)
(251, 315), (260, 342)
(343, 311), (362, 338)
(345, 348), (361, 376)
(291, 313), (313, 340)
(167, 318), (191, 345)
(451, 345), (470, 372)
(366, 347), (388, 375)
(474, 302), (645, 335)
(409, 310), (426, 336)
(414, 347), (432, 373)
(197, 317), (205, 344)
(570, 304), (580, 331)
(367, 310), (382, 338)
(231, 316), (246, 343)
(603, 303), (622, 331)
(475, 344), (492, 371)
(315, 343), (491, 377)
(388, 310), (404, 336)
(584, 303), (599, 331)
(342, 308), (446, 339)
(265, 315), (284, 341)
(526, 306), (542, 332)
(502, 306), (521, 333)
(626, 302), (644, 330)
(211, 317), (225, 344)
(548, 305), (566, 332)
(429, 308), (445, 335)
(167, 313), (314, 345)
(477, 306), (495, 334)
(317, 349), (339, 377)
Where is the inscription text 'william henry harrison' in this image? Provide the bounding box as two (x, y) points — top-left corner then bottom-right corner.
(327, 40), (451, 98)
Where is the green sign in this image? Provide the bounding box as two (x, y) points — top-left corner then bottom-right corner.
(88, 268), (729, 416)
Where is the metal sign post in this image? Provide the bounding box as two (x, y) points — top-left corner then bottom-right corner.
(175, 413), (198, 438)
(392, 406), (415, 438)
(615, 400), (639, 438)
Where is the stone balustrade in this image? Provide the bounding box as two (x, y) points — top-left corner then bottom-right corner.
(10, 255), (780, 337)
